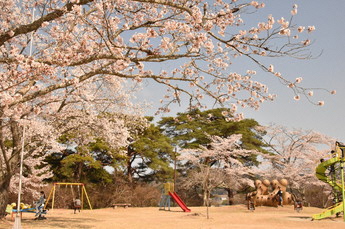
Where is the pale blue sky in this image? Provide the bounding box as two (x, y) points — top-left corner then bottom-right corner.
(139, 0), (345, 141)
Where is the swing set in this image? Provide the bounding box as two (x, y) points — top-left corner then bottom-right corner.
(45, 182), (92, 210)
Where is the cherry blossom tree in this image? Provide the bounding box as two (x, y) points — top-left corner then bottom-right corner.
(7, 119), (57, 202)
(260, 124), (335, 198)
(9, 149), (53, 201)
(0, 0), (335, 216)
(179, 134), (259, 213)
(0, 65), (138, 216)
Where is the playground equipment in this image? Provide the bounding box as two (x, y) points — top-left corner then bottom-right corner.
(312, 141), (345, 221)
(45, 182), (92, 210)
(6, 202), (47, 220)
(159, 182), (191, 212)
(246, 179), (293, 208)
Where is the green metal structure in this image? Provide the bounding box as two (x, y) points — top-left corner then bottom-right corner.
(312, 141), (345, 221)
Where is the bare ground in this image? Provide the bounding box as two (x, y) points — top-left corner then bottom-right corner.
(1, 205), (344, 229)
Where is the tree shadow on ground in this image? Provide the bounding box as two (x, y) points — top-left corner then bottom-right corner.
(21, 216), (97, 228)
(287, 215), (342, 222)
(286, 215), (344, 222)
(159, 209), (186, 213)
(287, 216), (312, 220)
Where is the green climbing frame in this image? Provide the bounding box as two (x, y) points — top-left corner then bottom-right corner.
(312, 142), (345, 221)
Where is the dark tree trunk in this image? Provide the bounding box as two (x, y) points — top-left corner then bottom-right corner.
(126, 146), (137, 183)
(127, 161), (133, 183)
(0, 174), (11, 218)
(0, 119), (22, 218)
(225, 188), (234, 205)
(76, 162), (83, 181)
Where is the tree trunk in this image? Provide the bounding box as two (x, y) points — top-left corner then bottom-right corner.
(0, 174), (11, 218)
(127, 161), (133, 183)
(0, 119), (23, 218)
(206, 189), (210, 219)
(126, 146), (135, 183)
(203, 190), (208, 206)
(76, 162), (82, 181)
(225, 188), (234, 205)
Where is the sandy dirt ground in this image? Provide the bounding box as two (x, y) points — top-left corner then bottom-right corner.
(0, 205), (344, 229)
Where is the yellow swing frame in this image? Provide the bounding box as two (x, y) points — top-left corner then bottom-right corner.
(45, 182), (92, 210)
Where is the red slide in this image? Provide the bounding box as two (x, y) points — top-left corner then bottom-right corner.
(168, 192), (191, 212)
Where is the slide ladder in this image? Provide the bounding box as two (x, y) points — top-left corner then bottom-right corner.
(312, 142), (345, 220)
(168, 192), (191, 212)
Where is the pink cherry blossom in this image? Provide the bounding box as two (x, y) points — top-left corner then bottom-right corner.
(251, 1), (259, 7)
(291, 9), (297, 15)
(295, 77), (303, 83)
(308, 26), (316, 33)
(268, 15), (275, 25)
(297, 26), (305, 33)
(318, 101), (325, 106)
(302, 39), (311, 46)
(275, 72), (281, 77)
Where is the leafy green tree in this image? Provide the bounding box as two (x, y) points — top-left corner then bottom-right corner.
(45, 112), (147, 183)
(45, 142), (115, 184)
(47, 116), (175, 184)
(159, 108), (267, 153)
(126, 117), (175, 183)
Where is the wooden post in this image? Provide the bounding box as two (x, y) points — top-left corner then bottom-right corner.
(174, 147), (177, 192)
(83, 185), (92, 210)
(81, 185), (84, 210)
(52, 184), (56, 210)
(44, 184), (55, 210)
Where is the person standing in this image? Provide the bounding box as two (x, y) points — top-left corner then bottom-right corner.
(277, 187), (283, 207)
(73, 198), (81, 214)
(35, 191), (46, 216)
